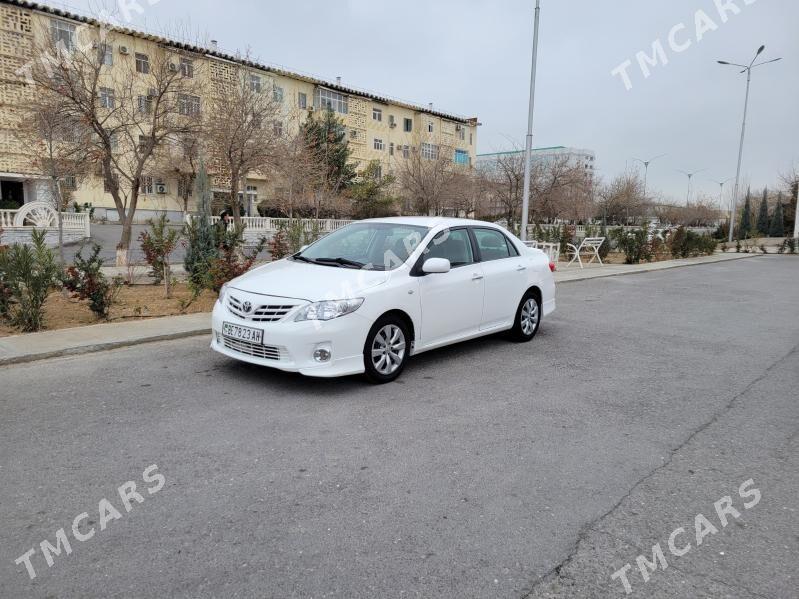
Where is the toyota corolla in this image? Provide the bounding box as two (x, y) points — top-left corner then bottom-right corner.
(211, 217), (555, 383)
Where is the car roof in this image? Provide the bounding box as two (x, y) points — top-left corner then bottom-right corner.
(361, 216), (508, 230)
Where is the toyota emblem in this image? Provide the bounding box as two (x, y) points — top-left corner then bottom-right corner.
(242, 301), (252, 313)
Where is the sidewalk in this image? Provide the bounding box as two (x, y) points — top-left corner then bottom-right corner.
(1, 253), (759, 367)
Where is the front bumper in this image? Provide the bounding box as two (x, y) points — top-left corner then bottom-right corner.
(210, 296), (371, 378)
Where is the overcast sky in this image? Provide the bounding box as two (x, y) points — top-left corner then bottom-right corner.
(70, 0), (798, 205)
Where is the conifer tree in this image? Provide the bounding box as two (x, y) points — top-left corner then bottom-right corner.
(756, 188), (769, 236)
(739, 188), (753, 240)
(769, 197), (784, 238)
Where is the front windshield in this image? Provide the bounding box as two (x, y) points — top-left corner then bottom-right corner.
(296, 223), (429, 270)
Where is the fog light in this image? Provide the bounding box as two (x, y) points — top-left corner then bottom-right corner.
(313, 348), (331, 362)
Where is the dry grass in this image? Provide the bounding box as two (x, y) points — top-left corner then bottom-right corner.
(0, 283), (216, 337)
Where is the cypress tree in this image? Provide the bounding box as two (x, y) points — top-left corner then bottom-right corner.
(769, 196), (784, 238)
(739, 188), (753, 239)
(183, 159), (217, 292)
(756, 188), (769, 236)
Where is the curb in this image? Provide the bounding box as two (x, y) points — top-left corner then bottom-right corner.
(0, 326), (210, 368)
(554, 253), (759, 284)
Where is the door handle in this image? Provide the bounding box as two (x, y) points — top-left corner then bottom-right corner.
(472, 273), (484, 281)
(516, 265), (527, 271)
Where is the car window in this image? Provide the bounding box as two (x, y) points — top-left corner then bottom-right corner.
(423, 229), (474, 267)
(299, 223), (428, 270)
(473, 228), (512, 261)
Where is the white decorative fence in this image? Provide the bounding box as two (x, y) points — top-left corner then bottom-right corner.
(185, 215), (354, 243)
(0, 203), (91, 246)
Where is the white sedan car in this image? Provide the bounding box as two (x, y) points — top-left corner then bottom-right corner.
(211, 217), (556, 383)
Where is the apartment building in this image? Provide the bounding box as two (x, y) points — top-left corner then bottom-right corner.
(0, 0), (478, 220)
(476, 146), (596, 175)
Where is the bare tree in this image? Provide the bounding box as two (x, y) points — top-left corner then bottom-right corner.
(596, 170), (648, 224)
(396, 134), (461, 216)
(477, 151), (525, 228)
(28, 24), (202, 265)
(269, 110), (325, 217)
(16, 91), (93, 262)
(205, 54), (283, 226)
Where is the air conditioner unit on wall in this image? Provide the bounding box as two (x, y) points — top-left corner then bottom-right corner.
(119, 45), (129, 55)
(155, 183), (168, 194)
(168, 63), (178, 72)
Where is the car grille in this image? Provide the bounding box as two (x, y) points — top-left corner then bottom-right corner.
(227, 294), (296, 322)
(222, 337), (281, 361)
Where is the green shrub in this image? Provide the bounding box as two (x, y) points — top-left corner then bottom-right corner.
(0, 229), (60, 331)
(183, 161), (217, 295)
(139, 214), (181, 296)
(668, 226), (717, 258)
(787, 238), (797, 254)
(611, 227), (652, 264)
(62, 243), (121, 319)
(207, 226), (266, 292)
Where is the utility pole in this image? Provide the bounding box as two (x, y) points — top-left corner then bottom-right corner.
(520, 0), (541, 241)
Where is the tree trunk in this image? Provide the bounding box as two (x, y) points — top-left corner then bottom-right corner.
(116, 213), (134, 267)
(230, 168), (241, 228)
(164, 261), (171, 298)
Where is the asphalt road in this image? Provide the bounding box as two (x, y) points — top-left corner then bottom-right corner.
(1, 257), (797, 599)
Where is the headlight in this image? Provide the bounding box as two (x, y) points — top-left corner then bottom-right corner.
(218, 283), (229, 305)
(294, 298), (364, 322)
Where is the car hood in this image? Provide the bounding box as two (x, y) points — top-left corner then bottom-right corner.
(230, 258), (391, 302)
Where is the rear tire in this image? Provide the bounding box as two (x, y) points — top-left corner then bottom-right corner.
(363, 315), (410, 384)
(508, 291), (541, 342)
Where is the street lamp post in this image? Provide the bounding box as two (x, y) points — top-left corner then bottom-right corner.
(677, 169), (707, 206)
(632, 154), (666, 202)
(520, 0), (541, 241)
(709, 177), (734, 217)
(718, 46), (782, 243)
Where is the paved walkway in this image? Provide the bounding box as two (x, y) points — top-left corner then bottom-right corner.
(0, 253), (760, 366)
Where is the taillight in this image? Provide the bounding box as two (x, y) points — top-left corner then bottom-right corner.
(549, 262), (556, 272)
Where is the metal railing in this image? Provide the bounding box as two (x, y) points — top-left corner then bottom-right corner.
(186, 215), (354, 233)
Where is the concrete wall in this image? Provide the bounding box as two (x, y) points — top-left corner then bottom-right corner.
(0, 227), (86, 247)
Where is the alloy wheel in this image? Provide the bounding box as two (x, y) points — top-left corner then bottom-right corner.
(371, 324), (406, 375)
(521, 298), (539, 336)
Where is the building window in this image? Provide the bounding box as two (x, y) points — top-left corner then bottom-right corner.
(249, 74), (261, 93)
(298, 92), (307, 109)
(469, 133), (473, 145)
(177, 178), (192, 198)
(402, 145), (410, 159)
(103, 173), (118, 193)
(374, 138), (384, 151)
(178, 94), (201, 116)
(109, 133), (118, 152)
(454, 149), (469, 165)
(139, 176), (153, 195)
(135, 53), (150, 74)
(137, 95), (152, 114)
(246, 185), (258, 202)
(61, 176), (77, 190)
(427, 121), (434, 133)
(403, 118), (412, 132)
(99, 87), (115, 109)
(273, 121), (283, 136)
(421, 143), (439, 160)
(389, 142), (394, 156)
(372, 107), (382, 122)
(98, 43), (113, 66)
(180, 58), (194, 78)
(138, 135), (148, 152)
(375, 165), (382, 180)
(315, 88), (348, 114)
(388, 114), (396, 127)
(273, 84), (284, 103)
(458, 126), (465, 141)
(50, 19), (75, 51)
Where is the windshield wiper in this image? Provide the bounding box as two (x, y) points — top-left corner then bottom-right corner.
(291, 254), (317, 264)
(314, 257), (366, 269)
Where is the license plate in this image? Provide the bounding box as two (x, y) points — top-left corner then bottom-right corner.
(222, 322), (263, 344)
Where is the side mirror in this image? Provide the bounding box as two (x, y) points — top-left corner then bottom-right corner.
(422, 257), (451, 274)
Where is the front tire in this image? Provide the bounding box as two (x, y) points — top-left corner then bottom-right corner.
(509, 291), (541, 342)
(363, 316), (409, 384)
